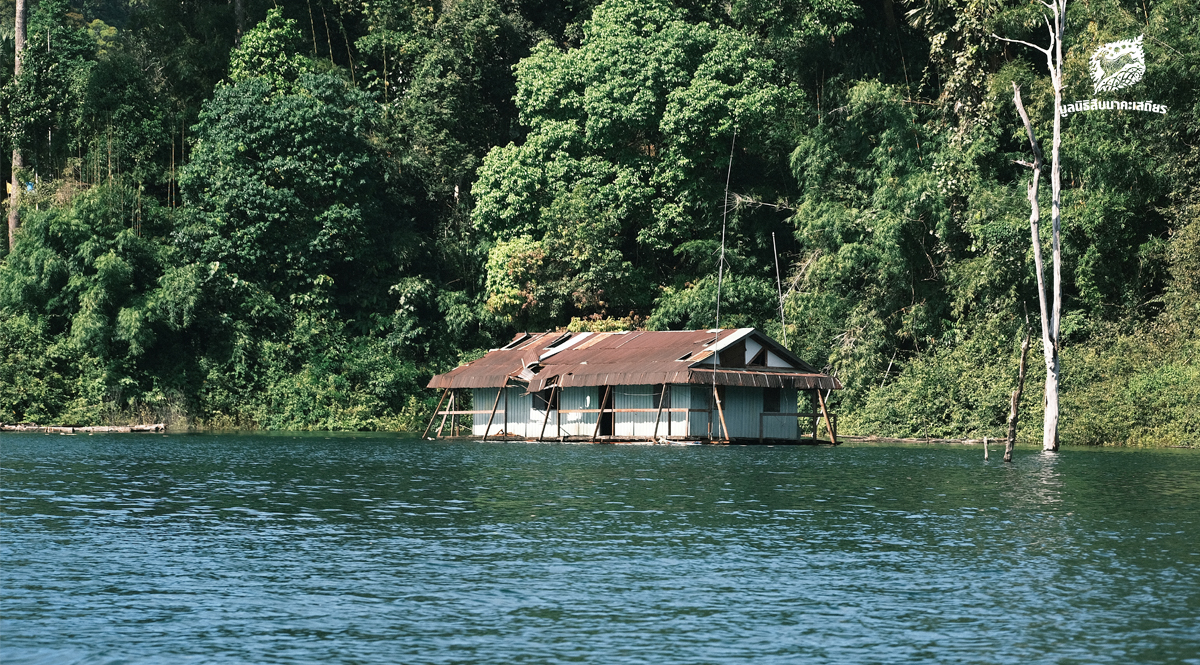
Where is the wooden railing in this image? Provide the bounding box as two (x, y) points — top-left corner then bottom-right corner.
(759, 412), (837, 444)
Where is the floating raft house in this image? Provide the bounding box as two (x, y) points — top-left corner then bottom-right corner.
(424, 328), (841, 444)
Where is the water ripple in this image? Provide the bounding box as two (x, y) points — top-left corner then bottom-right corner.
(3, 435), (1199, 664)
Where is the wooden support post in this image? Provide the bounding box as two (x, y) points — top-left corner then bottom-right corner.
(538, 384), (558, 441)
(503, 387), (508, 438)
(984, 436), (990, 461)
(652, 385), (667, 440)
(422, 389), (449, 438)
(482, 385), (503, 442)
(816, 389), (837, 445)
(436, 390), (454, 438)
(714, 385), (729, 442)
(591, 385), (611, 442)
(811, 390), (819, 439)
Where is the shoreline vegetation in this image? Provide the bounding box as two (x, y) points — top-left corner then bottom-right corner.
(2, 424), (1193, 449)
(3, 0), (1197, 448)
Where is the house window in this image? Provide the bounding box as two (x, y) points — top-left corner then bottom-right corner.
(532, 388), (559, 411)
(763, 387), (781, 413)
(652, 384), (669, 408)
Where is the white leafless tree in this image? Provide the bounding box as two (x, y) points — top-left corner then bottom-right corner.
(995, 0), (1067, 452)
(9, 0), (27, 251)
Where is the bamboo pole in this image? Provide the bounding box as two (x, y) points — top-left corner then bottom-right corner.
(336, 6), (355, 83)
(482, 385), (503, 442)
(713, 385), (729, 442)
(817, 389), (837, 445)
(591, 386), (612, 442)
(538, 384), (558, 441)
(305, 0), (319, 57)
(436, 390), (454, 438)
(320, 1), (335, 66)
(815, 391), (821, 438)
(651, 384), (667, 440)
(422, 389), (449, 438)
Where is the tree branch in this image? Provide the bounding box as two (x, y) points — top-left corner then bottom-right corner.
(1011, 83), (1045, 168)
(992, 33), (1050, 57)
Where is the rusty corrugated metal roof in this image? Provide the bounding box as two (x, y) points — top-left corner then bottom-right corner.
(427, 329), (842, 392)
(426, 332), (559, 389)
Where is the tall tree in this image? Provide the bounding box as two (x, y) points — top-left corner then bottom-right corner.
(8, 0), (25, 250)
(997, 0), (1066, 452)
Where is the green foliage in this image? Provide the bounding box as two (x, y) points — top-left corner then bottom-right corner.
(179, 71), (389, 309)
(0, 182), (179, 421)
(228, 8), (312, 92)
(1059, 331), (1200, 446)
(474, 0), (804, 325)
(482, 183), (642, 327)
(0, 311), (105, 424)
(648, 274), (776, 331)
(3, 0), (1198, 443)
(846, 322), (1033, 439)
(1, 0), (95, 168)
(243, 313), (429, 431)
(785, 80), (953, 402)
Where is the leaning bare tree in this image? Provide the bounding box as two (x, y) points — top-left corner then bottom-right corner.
(995, 0), (1066, 452)
(8, 0), (27, 251)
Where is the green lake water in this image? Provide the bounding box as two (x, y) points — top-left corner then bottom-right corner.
(2, 433), (1199, 664)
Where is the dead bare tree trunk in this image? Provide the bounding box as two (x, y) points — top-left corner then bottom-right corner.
(234, 0), (246, 45)
(1006, 324), (1031, 462)
(9, 0), (27, 251)
(996, 0), (1066, 452)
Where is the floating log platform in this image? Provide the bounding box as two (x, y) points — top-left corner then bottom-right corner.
(839, 435), (998, 445)
(2, 424), (166, 434)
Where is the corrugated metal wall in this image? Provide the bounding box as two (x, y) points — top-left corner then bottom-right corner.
(665, 384), (688, 437)
(719, 386), (755, 438)
(614, 385), (655, 436)
(556, 386), (597, 437)
(469, 384), (800, 440)
(472, 388), (499, 436)
(759, 388), (799, 439)
(689, 384), (714, 437)
(505, 387), (535, 437)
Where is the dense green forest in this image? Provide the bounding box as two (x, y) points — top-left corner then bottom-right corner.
(1, 0), (1196, 444)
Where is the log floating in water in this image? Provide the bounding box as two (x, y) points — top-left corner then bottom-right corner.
(1, 424), (166, 433)
(840, 435), (1007, 446)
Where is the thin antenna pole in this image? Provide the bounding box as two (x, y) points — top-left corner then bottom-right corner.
(715, 128), (736, 333)
(773, 231), (787, 346)
(713, 128), (736, 440)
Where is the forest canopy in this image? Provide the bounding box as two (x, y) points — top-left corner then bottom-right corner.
(1, 0), (1197, 444)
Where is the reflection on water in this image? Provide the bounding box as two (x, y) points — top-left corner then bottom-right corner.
(3, 435), (1199, 664)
